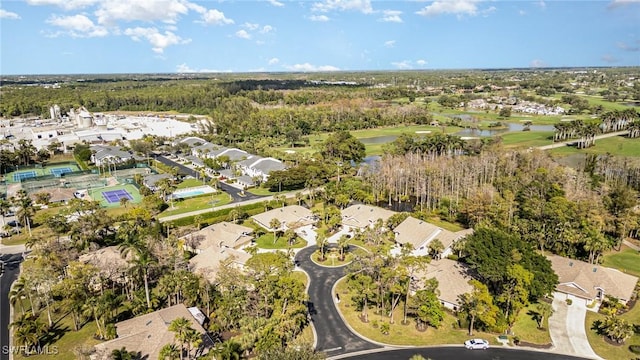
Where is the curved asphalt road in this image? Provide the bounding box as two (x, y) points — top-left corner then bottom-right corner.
(294, 246), (382, 357)
(154, 155), (266, 203)
(1, 251), (24, 360)
(335, 347), (590, 360)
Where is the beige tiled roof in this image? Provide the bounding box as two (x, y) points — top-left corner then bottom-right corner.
(189, 247), (251, 283)
(182, 221), (253, 251)
(251, 205), (314, 230)
(341, 204), (395, 229)
(78, 246), (130, 282)
(414, 258), (473, 306)
(394, 216), (473, 250)
(548, 254), (638, 302)
(93, 304), (212, 360)
(30, 187), (77, 203)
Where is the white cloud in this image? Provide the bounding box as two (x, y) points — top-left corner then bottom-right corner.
(530, 59), (547, 68)
(268, 57), (280, 65)
(380, 10), (402, 23)
(267, 0), (284, 7)
(235, 30), (251, 39)
(0, 9), (21, 19)
(601, 54), (619, 63)
(260, 25), (274, 33)
(519, 9), (526, 16)
(243, 22), (260, 30)
(124, 27), (190, 53)
(609, 0), (640, 8)
(312, 0), (373, 14)
(202, 9), (234, 25)
(416, 0), (482, 17)
(176, 63), (196, 72)
(617, 41), (640, 52)
(46, 14), (108, 37)
(284, 63), (340, 72)
(310, 15), (330, 21)
(536, 1), (546, 9)
(26, 0), (99, 11)
(384, 40), (396, 48)
(95, 0), (191, 25)
(391, 60), (412, 69)
(416, 59), (427, 66)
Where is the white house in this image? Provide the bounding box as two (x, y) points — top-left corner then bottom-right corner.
(393, 216), (473, 257)
(237, 156), (286, 182)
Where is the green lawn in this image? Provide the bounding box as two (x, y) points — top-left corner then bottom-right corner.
(501, 131), (555, 149)
(602, 246), (640, 277)
(510, 303), (552, 345)
(176, 178), (206, 189)
(255, 233), (307, 249)
(158, 192), (232, 217)
(549, 136), (640, 158)
(585, 300), (640, 360)
(334, 278), (501, 346)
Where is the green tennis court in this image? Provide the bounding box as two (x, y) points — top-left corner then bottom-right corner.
(88, 183), (142, 207)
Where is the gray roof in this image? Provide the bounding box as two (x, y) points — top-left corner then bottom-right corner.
(237, 175), (256, 186)
(217, 148), (248, 161)
(91, 145), (134, 161)
(143, 173), (172, 188)
(186, 155), (205, 167)
(250, 157), (286, 173)
(180, 136), (208, 147)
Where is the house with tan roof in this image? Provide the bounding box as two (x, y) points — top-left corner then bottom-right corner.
(341, 204), (395, 230)
(92, 303), (214, 360)
(181, 222), (253, 253)
(189, 246), (251, 284)
(29, 187), (77, 204)
(548, 254), (638, 305)
(413, 259), (474, 311)
(79, 246), (130, 286)
(392, 216), (473, 258)
(251, 205), (315, 231)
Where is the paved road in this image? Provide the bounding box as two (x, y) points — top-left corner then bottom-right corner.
(294, 246), (381, 357)
(0, 251), (24, 360)
(153, 155), (265, 202)
(332, 347), (590, 360)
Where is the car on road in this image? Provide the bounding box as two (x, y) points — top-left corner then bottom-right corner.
(464, 339), (489, 350)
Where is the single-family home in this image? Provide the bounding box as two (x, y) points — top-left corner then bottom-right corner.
(29, 187), (77, 204)
(393, 216), (474, 257)
(142, 173), (173, 192)
(90, 145), (134, 166)
(251, 205), (315, 231)
(92, 304), (214, 360)
(413, 259), (474, 311)
(548, 254), (639, 305)
(189, 246), (251, 284)
(341, 204), (396, 230)
(78, 246), (131, 286)
(181, 222), (254, 253)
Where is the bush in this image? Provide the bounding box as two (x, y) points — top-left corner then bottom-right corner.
(630, 345), (640, 355)
(566, 299), (573, 306)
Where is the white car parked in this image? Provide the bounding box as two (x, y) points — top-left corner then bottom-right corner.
(464, 338), (489, 350)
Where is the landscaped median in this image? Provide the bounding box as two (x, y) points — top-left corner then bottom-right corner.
(332, 277), (554, 349)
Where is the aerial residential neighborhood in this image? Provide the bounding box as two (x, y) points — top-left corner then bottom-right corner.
(1, 1), (640, 360)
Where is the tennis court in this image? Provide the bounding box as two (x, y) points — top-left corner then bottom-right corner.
(13, 171), (37, 182)
(89, 184), (142, 207)
(102, 189), (134, 203)
(49, 167), (73, 177)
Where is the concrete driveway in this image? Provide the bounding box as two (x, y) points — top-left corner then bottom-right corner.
(548, 293), (601, 360)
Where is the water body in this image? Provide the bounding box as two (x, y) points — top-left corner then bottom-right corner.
(454, 123), (555, 137)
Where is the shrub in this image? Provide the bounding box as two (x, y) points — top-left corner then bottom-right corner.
(566, 299), (573, 306)
(629, 345), (640, 355)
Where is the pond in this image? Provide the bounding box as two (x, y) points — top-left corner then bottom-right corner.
(454, 123), (555, 137)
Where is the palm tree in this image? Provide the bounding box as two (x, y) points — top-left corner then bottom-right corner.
(428, 239), (444, 259)
(337, 234), (350, 261)
(316, 229), (329, 261)
(158, 344), (181, 360)
(129, 250), (157, 309)
(269, 218), (281, 244)
(119, 196), (130, 208)
(533, 301), (553, 329)
(12, 189), (34, 237)
(169, 317), (193, 360)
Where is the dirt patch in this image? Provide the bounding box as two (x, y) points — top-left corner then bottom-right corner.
(603, 336), (626, 347)
(517, 341), (553, 349)
(358, 315), (369, 323)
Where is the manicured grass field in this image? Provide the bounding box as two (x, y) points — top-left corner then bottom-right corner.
(585, 300), (640, 360)
(255, 233), (307, 249)
(501, 131), (555, 148)
(602, 246), (640, 277)
(510, 303), (552, 345)
(158, 192), (232, 217)
(334, 278), (501, 346)
(548, 136), (640, 158)
(176, 178), (206, 189)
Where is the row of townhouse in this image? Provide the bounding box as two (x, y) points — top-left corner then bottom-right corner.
(178, 137), (286, 183)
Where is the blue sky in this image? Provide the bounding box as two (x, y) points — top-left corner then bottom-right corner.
(1, 0), (639, 75)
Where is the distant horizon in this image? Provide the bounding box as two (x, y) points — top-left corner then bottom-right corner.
(1, 0), (639, 75)
(2, 65), (639, 79)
